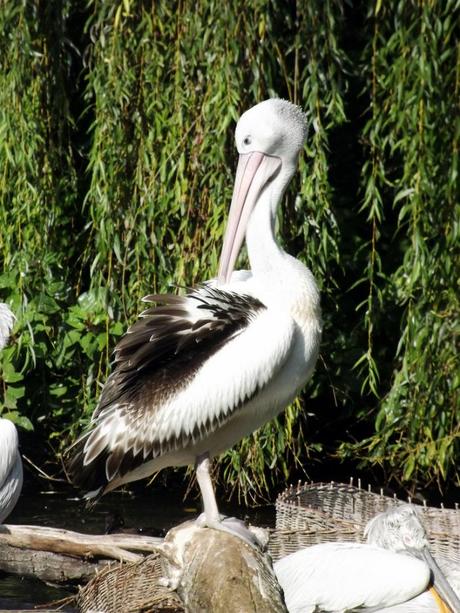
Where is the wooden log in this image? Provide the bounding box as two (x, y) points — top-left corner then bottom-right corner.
(0, 524), (163, 563)
(0, 541), (108, 583)
(161, 522), (287, 613)
(0, 524), (164, 585)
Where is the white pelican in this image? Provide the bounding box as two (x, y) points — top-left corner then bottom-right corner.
(69, 98), (322, 544)
(0, 418), (23, 523)
(274, 505), (460, 612)
(0, 302), (23, 523)
(0, 302), (15, 350)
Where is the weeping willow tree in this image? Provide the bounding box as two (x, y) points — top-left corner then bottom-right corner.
(341, 0), (460, 487)
(0, 1), (78, 439)
(0, 0), (458, 501)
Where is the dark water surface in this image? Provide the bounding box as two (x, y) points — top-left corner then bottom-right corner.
(0, 485), (274, 610)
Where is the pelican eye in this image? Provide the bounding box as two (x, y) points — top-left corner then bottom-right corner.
(243, 136), (252, 146)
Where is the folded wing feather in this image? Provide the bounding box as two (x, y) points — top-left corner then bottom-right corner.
(68, 285), (294, 494)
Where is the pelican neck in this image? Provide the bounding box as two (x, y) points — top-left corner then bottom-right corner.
(245, 168), (292, 278)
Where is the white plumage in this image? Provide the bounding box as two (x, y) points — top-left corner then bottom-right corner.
(275, 542), (431, 612)
(378, 565), (460, 612)
(274, 505), (460, 612)
(0, 302), (15, 351)
(69, 99), (322, 543)
(0, 303), (23, 523)
(0, 418), (23, 524)
(94, 302), (295, 468)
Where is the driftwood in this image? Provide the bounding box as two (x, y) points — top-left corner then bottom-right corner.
(0, 524), (163, 584)
(0, 541), (107, 584)
(1, 521), (287, 612)
(0, 524), (163, 561)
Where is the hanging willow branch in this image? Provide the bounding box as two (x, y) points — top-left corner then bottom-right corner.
(342, 0), (459, 486)
(0, 0), (458, 501)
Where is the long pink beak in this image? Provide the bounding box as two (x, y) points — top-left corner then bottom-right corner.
(218, 151), (281, 284)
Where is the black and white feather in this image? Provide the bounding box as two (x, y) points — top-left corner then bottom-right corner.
(69, 286), (270, 494)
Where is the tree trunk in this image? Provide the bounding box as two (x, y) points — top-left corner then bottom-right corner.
(162, 522), (286, 613)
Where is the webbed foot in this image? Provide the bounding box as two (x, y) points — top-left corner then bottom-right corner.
(195, 512), (263, 549)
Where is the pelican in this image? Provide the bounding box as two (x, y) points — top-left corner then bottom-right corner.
(0, 418), (23, 523)
(274, 505), (460, 612)
(0, 303), (23, 523)
(68, 98), (321, 544)
(0, 302), (15, 350)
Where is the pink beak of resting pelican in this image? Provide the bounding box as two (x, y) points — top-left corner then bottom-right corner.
(218, 151), (281, 284)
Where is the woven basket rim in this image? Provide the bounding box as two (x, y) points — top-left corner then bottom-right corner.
(276, 480), (460, 512)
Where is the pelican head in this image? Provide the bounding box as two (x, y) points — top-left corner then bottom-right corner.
(365, 504), (428, 553)
(235, 98), (308, 166)
(365, 505), (460, 612)
(218, 98), (308, 283)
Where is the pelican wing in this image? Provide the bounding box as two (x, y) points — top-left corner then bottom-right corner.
(0, 452), (23, 523)
(70, 285), (294, 491)
(274, 543), (430, 612)
(0, 419), (19, 487)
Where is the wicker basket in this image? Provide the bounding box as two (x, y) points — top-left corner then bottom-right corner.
(77, 552), (184, 613)
(269, 480), (460, 563)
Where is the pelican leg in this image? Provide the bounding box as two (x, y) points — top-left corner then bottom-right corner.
(194, 453), (262, 548)
(195, 453), (220, 524)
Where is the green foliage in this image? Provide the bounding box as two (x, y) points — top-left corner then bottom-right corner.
(0, 1), (79, 433)
(0, 0), (458, 500)
(340, 0), (459, 487)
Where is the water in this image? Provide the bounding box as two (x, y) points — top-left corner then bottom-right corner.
(0, 485), (274, 610)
